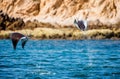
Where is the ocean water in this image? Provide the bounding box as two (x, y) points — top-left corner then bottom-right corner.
(0, 39), (120, 79)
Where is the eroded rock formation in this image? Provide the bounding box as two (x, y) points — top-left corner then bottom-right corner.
(0, 0), (120, 29)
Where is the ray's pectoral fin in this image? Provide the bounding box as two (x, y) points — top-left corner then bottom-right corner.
(21, 37), (28, 49)
(12, 39), (19, 50)
(21, 41), (27, 49)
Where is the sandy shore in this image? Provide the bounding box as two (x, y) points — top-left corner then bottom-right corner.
(0, 28), (120, 40)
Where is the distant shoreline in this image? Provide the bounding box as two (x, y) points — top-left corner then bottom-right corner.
(0, 27), (120, 40)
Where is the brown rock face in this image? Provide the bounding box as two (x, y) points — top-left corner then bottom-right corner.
(0, 0), (120, 28)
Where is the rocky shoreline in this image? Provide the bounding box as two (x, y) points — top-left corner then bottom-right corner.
(0, 10), (120, 40)
(0, 28), (120, 40)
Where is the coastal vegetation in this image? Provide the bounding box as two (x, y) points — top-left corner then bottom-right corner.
(0, 28), (120, 40)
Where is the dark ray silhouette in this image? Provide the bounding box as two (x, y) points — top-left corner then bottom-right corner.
(74, 19), (88, 31)
(10, 32), (28, 50)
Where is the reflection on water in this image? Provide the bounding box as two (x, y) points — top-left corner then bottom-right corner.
(0, 40), (120, 79)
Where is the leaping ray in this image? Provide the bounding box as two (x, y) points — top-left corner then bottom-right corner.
(74, 19), (88, 31)
(10, 32), (28, 50)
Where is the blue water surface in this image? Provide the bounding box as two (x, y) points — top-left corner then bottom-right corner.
(0, 39), (120, 79)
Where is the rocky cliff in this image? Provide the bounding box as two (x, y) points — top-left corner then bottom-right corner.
(0, 0), (120, 28)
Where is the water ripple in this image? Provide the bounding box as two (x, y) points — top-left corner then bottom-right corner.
(0, 40), (120, 79)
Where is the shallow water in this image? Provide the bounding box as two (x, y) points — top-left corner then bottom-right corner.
(0, 39), (120, 79)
